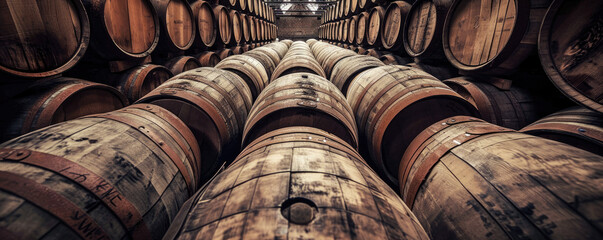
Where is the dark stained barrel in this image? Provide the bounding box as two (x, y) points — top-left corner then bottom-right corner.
(137, 67), (253, 183)
(444, 77), (551, 130)
(521, 106), (603, 156)
(151, 0), (195, 53)
(380, 54), (412, 65)
(117, 64), (173, 102)
(403, 0), (453, 62)
(0, 78), (128, 142)
(367, 6), (385, 46)
(0, 103), (200, 239)
(216, 48), (234, 60)
(163, 127), (430, 240)
(0, 0), (90, 78)
(242, 73), (359, 149)
(331, 55), (385, 95)
(443, 0), (551, 75)
(84, 0), (160, 60)
(381, 1), (411, 50)
(216, 55), (269, 99)
(190, 0), (216, 48)
(399, 117), (603, 239)
(194, 51), (221, 67)
(347, 65), (479, 184)
(539, 0), (602, 113)
(213, 5), (231, 45)
(164, 56), (202, 75)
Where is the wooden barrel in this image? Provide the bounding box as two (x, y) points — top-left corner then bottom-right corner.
(380, 54), (412, 65)
(254, 18), (262, 42)
(347, 65), (479, 184)
(0, 104), (200, 240)
(356, 12), (369, 45)
(539, 0), (602, 113)
(240, 13), (251, 43)
(356, 46), (367, 54)
(246, 0), (254, 14)
(367, 6), (385, 46)
(231, 45), (244, 55)
(521, 106), (603, 156)
(315, 48), (357, 78)
(83, 0), (160, 60)
(255, 44), (283, 64)
(381, 1), (411, 51)
(164, 56), (202, 75)
(403, 0), (453, 62)
(365, 48), (381, 58)
(163, 126), (429, 240)
(406, 62), (458, 80)
(242, 73), (359, 148)
(442, 0), (551, 75)
(348, 16), (357, 44)
(216, 55), (269, 99)
(213, 5), (231, 45)
(331, 55), (385, 95)
(216, 48), (234, 60)
(194, 51), (221, 67)
(248, 15), (257, 42)
(0, 78), (128, 142)
(272, 55), (327, 81)
(399, 117), (603, 239)
(117, 64), (173, 103)
(349, 0), (358, 14)
(444, 77), (551, 130)
(229, 10), (243, 45)
(221, 0), (237, 9)
(358, 0), (371, 10)
(150, 0), (195, 53)
(190, 0), (216, 48)
(342, 19), (349, 43)
(137, 67), (253, 183)
(244, 50), (278, 80)
(237, 0), (246, 11)
(0, 0), (90, 78)
(253, 0), (260, 18)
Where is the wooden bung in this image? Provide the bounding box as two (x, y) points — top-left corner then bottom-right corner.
(399, 117), (603, 239)
(347, 65), (479, 184)
(137, 67), (253, 183)
(163, 127), (429, 240)
(0, 104), (200, 239)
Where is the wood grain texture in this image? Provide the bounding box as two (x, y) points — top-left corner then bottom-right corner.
(347, 65), (479, 185)
(521, 106), (603, 156)
(229, 9), (242, 45)
(400, 117), (603, 239)
(0, 0), (90, 78)
(356, 12), (369, 45)
(165, 127), (429, 240)
(242, 73), (359, 149)
(381, 1), (412, 50)
(0, 104), (199, 240)
(367, 6), (385, 46)
(164, 56), (202, 75)
(539, 0), (603, 113)
(330, 55), (384, 95)
(137, 67), (252, 184)
(213, 5), (231, 45)
(271, 42), (327, 81)
(190, 0), (216, 48)
(216, 55), (270, 99)
(117, 64), (173, 103)
(194, 51), (221, 67)
(0, 78), (127, 142)
(403, 0), (453, 62)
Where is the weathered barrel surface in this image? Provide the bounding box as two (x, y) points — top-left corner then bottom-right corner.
(443, 0), (551, 74)
(151, 0), (195, 52)
(403, 0), (453, 61)
(347, 65), (479, 184)
(272, 53), (327, 81)
(243, 50), (278, 80)
(137, 67), (253, 183)
(164, 56), (202, 75)
(0, 0), (90, 78)
(538, 0), (602, 113)
(367, 6), (385, 46)
(194, 51), (221, 67)
(164, 127), (430, 240)
(0, 104), (200, 240)
(117, 64), (173, 103)
(521, 106), (603, 156)
(0, 78), (128, 142)
(444, 77), (549, 130)
(356, 12), (369, 45)
(399, 117), (603, 239)
(190, 0), (216, 48)
(381, 1), (411, 50)
(243, 73), (358, 149)
(331, 55), (385, 95)
(216, 55), (269, 99)
(229, 9), (242, 45)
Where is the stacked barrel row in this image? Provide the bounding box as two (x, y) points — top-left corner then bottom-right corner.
(0, 41), (293, 239)
(318, 0), (602, 115)
(307, 39), (603, 239)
